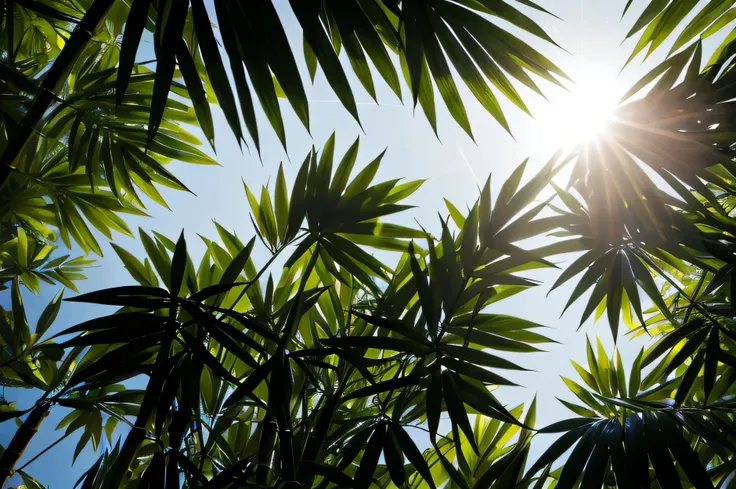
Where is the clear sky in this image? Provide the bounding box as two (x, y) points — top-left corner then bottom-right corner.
(1, 1), (723, 487)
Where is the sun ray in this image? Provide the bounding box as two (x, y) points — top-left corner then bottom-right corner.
(538, 72), (622, 151)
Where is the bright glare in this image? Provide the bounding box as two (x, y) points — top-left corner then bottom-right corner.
(537, 74), (621, 152)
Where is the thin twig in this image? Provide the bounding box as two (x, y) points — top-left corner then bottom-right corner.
(402, 423), (454, 443)
(16, 431), (70, 472)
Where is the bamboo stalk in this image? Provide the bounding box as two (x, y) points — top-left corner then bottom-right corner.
(0, 401), (51, 484)
(0, 0), (115, 187)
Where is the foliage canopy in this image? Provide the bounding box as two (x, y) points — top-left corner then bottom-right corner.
(2, 1), (736, 489)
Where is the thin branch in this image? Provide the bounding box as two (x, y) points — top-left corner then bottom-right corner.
(16, 431), (71, 472)
(402, 423), (454, 443)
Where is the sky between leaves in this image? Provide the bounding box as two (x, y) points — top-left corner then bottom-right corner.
(1, 0), (731, 487)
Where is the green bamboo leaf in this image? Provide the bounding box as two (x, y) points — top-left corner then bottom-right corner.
(560, 252), (612, 317)
(620, 42), (697, 102)
(205, 322), (258, 370)
(213, 0), (259, 151)
(341, 28), (377, 101)
(62, 200), (102, 256)
(440, 344), (527, 371)
(342, 152), (384, 201)
(538, 417), (597, 434)
(409, 243), (437, 338)
(614, 349), (627, 399)
(477, 0), (560, 44)
(431, 9), (510, 133)
(620, 254), (645, 327)
(259, 185), (278, 247)
(561, 377), (607, 414)
(664, 327), (709, 383)
(585, 337), (606, 395)
(287, 153), (311, 241)
(579, 440), (608, 489)
(303, 462), (354, 488)
(445, 199), (466, 228)
(426, 373), (442, 439)
(644, 416), (683, 489)
(549, 249), (600, 292)
(352, 311), (427, 343)
(147, 0), (188, 141)
(61, 322), (166, 348)
(704, 328), (720, 403)
(274, 164), (289, 243)
(355, 424), (385, 489)
(116, 0), (152, 105)
(322, 334), (428, 355)
(526, 421), (597, 477)
(442, 372), (479, 454)
(446, 4), (565, 86)
(417, 7), (473, 139)
(0, 402), (26, 422)
(642, 1), (703, 59)
(384, 426), (405, 486)
(703, 7), (736, 40)
(571, 360), (598, 391)
(329, 137), (360, 200)
(15, 0), (80, 22)
(111, 243), (155, 286)
(191, 0), (243, 144)
(326, 235), (389, 280)
(403, 54), (438, 135)
(321, 240), (379, 294)
(401, 0), (425, 108)
(555, 421), (605, 489)
(242, 1), (310, 130)
(675, 348), (705, 406)
(316, 133), (336, 204)
(642, 318), (707, 368)
(557, 398), (598, 418)
(454, 25), (531, 115)
(170, 231), (187, 297)
(343, 2), (402, 99)
(607, 252), (624, 340)
(629, 348), (643, 397)
(393, 424), (437, 489)
(176, 39), (215, 149)
(180, 329), (239, 385)
(498, 159), (528, 211)
(453, 367), (520, 424)
(290, 0), (361, 125)
(530, 464), (552, 489)
(16, 227), (28, 269)
(445, 327), (543, 353)
(139, 229), (171, 289)
(227, 2), (286, 149)
(303, 35), (318, 81)
(36, 289), (63, 339)
(65, 336), (160, 387)
(341, 374), (419, 402)
(667, 420), (715, 489)
(668, 0), (733, 55)
(219, 237), (256, 288)
(441, 356), (517, 386)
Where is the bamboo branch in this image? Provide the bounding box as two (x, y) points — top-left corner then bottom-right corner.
(0, 400), (52, 484)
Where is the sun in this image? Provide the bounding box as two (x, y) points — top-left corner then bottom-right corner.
(537, 73), (621, 151)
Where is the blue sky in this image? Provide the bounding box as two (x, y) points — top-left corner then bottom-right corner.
(1, 0), (723, 487)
